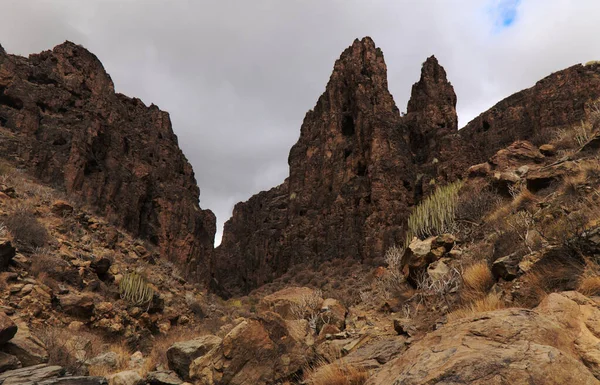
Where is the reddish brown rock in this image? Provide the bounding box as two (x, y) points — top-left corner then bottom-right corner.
(0, 42), (215, 281)
(214, 37), (414, 296)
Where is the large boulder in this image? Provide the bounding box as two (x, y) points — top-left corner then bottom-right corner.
(58, 293), (96, 318)
(189, 312), (314, 385)
(366, 292), (600, 384)
(258, 287), (322, 320)
(166, 335), (222, 380)
(0, 313), (17, 345)
(2, 321), (48, 366)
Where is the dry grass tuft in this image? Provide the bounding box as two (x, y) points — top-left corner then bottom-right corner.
(462, 262), (494, 296)
(578, 276), (600, 296)
(447, 292), (506, 323)
(304, 359), (369, 385)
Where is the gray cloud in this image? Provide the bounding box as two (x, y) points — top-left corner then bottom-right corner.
(2, 0), (600, 243)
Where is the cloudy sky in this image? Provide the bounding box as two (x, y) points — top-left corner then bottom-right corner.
(2, 0), (599, 244)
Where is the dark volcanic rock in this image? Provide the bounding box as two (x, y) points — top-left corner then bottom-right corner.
(215, 37), (414, 295)
(0, 42), (215, 281)
(214, 38), (600, 296)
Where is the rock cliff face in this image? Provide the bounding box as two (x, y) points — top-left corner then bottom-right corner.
(215, 39), (600, 296)
(215, 38), (414, 295)
(0, 42), (215, 281)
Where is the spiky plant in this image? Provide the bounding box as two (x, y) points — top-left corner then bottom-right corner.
(119, 271), (154, 308)
(405, 180), (464, 245)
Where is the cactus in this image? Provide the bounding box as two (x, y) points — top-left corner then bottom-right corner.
(119, 271), (154, 307)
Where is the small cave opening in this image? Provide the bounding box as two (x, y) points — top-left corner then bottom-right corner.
(0, 116), (7, 127)
(344, 148), (352, 159)
(482, 120), (491, 132)
(527, 177), (556, 193)
(52, 136), (67, 146)
(341, 114), (355, 136)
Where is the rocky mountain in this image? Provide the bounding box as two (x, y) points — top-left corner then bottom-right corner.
(0, 42), (216, 282)
(213, 37), (600, 296)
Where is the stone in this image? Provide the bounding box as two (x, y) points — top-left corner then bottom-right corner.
(427, 259), (451, 281)
(0, 364), (62, 384)
(539, 143), (557, 156)
(189, 312), (314, 385)
(108, 370), (144, 385)
(318, 298), (347, 331)
(258, 287), (321, 320)
(146, 370), (183, 385)
(3, 321), (48, 366)
(91, 257), (112, 278)
(58, 293), (96, 318)
(51, 200), (74, 216)
(166, 335), (222, 380)
(0, 313), (17, 345)
(467, 162), (491, 177)
(0, 41), (215, 283)
(0, 351), (21, 372)
(87, 351), (119, 370)
(0, 240), (15, 271)
(492, 253), (522, 281)
(393, 318), (416, 337)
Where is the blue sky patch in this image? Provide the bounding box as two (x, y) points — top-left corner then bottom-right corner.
(489, 0), (521, 31)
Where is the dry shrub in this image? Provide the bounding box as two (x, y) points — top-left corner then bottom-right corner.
(462, 262), (494, 296)
(447, 292), (506, 323)
(37, 327), (104, 375)
(304, 360), (369, 385)
(578, 276), (600, 296)
(511, 188), (538, 212)
(456, 186), (500, 224)
(87, 341), (130, 377)
(4, 208), (49, 249)
(516, 249), (585, 307)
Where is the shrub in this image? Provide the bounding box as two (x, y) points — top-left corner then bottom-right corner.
(119, 272), (154, 308)
(4, 208), (49, 249)
(578, 276), (600, 296)
(447, 292), (506, 322)
(456, 187), (499, 224)
(461, 262), (494, 296)
(406, 181), (463, 245)
(304, 359), (369, 385)
(37, 327), (104, 375)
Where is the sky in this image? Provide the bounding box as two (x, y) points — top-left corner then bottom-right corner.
(1, 0), (600, 244)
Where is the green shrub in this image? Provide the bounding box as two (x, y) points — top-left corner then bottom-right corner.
(119, 272), (154, 308)
(406, 180), (464, 245)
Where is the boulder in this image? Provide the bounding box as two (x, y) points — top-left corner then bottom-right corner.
(367, 294), (600, 384)
(258, 287), (322, 319)
(318, 298), (347, 331)
(0, 313), (17, 345)
(51, 200), (74, 216)
(146, 370), (183, 385)
(2, 321), (48, 367)
(58, 293), (96, 318)
(189, 312), (314, 385)
(166, 335), (222, 380)
(0, 364), (62, 384)
(108, 370), (144, 385)
(0, 351), (21, 372)
(492, 253), (522, 281)
(0, 240), (15, 271)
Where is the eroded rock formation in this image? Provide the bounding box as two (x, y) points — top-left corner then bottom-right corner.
(0, 42), (215, 280)
(215, 38), (600, 296)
